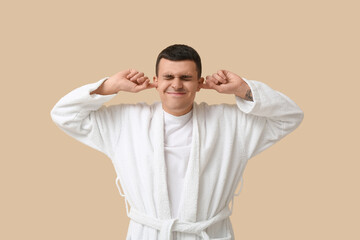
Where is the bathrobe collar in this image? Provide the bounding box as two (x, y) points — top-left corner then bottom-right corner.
(153, 102), (200, 222)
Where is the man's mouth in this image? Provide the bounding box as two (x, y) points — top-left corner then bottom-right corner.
(166, 91), (186, 95)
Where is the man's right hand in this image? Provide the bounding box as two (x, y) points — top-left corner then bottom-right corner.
(90, 69), (156, 95)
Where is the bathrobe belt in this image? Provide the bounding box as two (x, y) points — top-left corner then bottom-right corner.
(128, 206), (233, 240)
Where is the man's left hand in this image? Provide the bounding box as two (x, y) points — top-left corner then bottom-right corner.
(200, 70), (253, 101)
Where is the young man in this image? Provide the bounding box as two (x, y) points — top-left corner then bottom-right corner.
(51, 44), (303, 240)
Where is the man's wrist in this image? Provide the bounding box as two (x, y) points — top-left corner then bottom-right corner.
(235, 81), (253, 101)
(244, 89), (253, 101)
(90, 79), (115, 95)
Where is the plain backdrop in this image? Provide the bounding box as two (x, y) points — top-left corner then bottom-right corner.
(1, 0), (359, 239)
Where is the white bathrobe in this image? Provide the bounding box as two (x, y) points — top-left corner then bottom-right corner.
(51, 77), (303, 240)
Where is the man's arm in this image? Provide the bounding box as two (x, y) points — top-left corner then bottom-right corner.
(50, 69), (155, 157)
(201, 70), (304, 159)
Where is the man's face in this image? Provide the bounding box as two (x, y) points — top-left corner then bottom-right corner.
(154, 58), (204, 116)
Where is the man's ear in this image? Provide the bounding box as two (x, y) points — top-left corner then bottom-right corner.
(153, 76), (158, 88)
(197, 77), (204, 91)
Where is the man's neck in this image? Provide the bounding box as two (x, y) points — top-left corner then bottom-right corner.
(161, 105), (193, 116)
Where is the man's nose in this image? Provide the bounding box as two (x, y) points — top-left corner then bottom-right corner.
(172, 78), (183, 89)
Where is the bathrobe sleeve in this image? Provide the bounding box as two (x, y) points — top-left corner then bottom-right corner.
(50, 77), (120, 158)
(235, 78), (304, 159)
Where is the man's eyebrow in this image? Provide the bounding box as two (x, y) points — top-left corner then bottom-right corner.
(161, 74), (193, 78)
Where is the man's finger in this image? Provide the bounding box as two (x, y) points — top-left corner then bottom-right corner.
(201, 80), (221, 91)
(206, 76), (221, 85)
(127, 69), (139, 79)
(151, 81), (158, 88)
(212, 73), (227, 84)
(203, 77), (223, 92)
(206, 75), (218, 85)
(134, 79), (156, 92)
(121, 69), (132, 77)
(148, 82), (157, 88)
(133, 80), (148, 92)
(130, 72), (144, 81)
(218, 70), (227, 80)
(136, 76), (146, 84)
(210, 82), (223, 92)
(222, 70), (231, 78)
(199, 82), (212, 89)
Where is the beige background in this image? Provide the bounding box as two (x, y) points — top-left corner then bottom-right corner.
(1, 0), (359, 239)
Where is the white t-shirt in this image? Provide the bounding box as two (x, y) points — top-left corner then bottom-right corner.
(163, 110), (193, 218)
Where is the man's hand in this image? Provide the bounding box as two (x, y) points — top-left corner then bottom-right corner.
(91, 69), (156, 95)
(200, 70), (253, 101)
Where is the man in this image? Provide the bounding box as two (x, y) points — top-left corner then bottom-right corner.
(51, 44), (303, 240)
